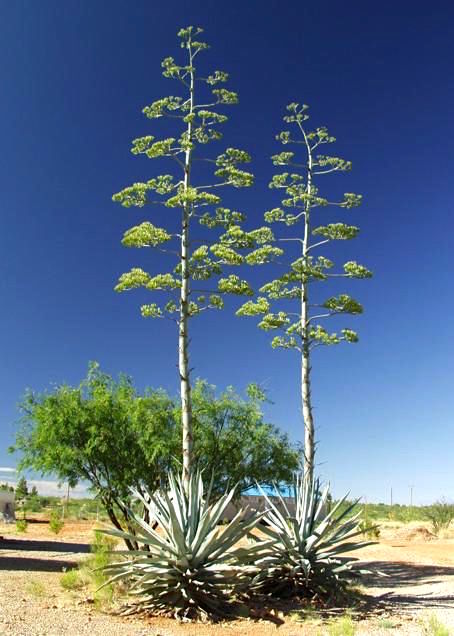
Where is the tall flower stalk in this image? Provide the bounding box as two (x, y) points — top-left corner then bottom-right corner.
(238, 103), (372, 488)
(113, 27), (277, 492)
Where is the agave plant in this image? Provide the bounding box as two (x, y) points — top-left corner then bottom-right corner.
(99, 470), (268, 620)
(253, 476), (372, 600)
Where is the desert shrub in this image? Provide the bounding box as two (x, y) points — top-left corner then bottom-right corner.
(58, 533), (118, 605)
(26, 497), (42, 513)
(90, 530), (118, 574)
(60, 568), (85, 591)
(16, 519), (27, 532)
(426, 500), (454, 535)
(76, 530), (119, 607)
(422, 614), (450, 636)
(25, 580), (46, 598)
(49, 508), (64, 534)
(326, 614), (357, 636)
(359, 516), (380, 540)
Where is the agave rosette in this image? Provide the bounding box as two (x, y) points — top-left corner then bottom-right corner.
(253, 476), (372, 598)
(100, 470), (270, 619)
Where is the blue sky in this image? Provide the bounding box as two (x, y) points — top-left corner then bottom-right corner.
(1, 1), (453, 504)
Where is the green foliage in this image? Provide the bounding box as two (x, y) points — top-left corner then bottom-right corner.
(140, 303), (163, 318)
(59, 532), (119, 607)
(189, 381), (301, 497)
(359, 513), (380, 540)
(114, 267), (151, 291)
(218, 274), (253, 296)
(113, 26), (258, 323)
(258, 312), (290, 331)
(15, 476), (28, 500)
(88, 530), (119, 592)
(425, 500), (454, 535)
(11, 362), (178, 548)
(26, 493), (42, 512)
(312, 223), (359, 240)
(121, 222), (171, 248)
(326, 614), (357, 636)
(198, 206), (244, 228)
(314, 155), (352, 172)
(16, 519), (27, 532)
(422, 615), (450, 636)
(236, 297), (270, 316)
(49, 508), (64, 534)
(25, 580), (46, 598)
(60, 569), (84, 591)
(240, 101), (371, 358)
(308, 325), (342, 346)
(11, 364), (300, 540)
(324, 500), (453, 525)
(343, 261), (373, 279)
(322, 295), (363, 315)
(253, 476), (372, 600)
(245, 245), (284, 265)
(100, 471), (266, 620)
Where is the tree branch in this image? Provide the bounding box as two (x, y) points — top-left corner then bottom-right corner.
(307, 239), (330, 252)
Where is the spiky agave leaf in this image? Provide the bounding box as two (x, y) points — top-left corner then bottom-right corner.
(99, 470), (270, 620)
(253, 475), (373, 599)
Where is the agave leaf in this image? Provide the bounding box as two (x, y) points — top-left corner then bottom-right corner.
(313, 482), (330, 523)
(191, 486), (237, 557)
(110, 549), (158, 557)
(100, 527), (176, 555)
(160, 488), (188, 555)
(100, 468), (262, 619)
(197, 507), (248, 565)
(168, 472), (186, 532)
(255, 473), (375, 599)
(258, 487), (294, 536)
(96, 568), (134, 590)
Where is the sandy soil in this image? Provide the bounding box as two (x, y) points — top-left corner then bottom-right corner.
(1, 518), (453, 635)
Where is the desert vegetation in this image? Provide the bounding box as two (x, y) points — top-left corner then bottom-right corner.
(2, 16), (453, 636)
(8, 25), (375, 621)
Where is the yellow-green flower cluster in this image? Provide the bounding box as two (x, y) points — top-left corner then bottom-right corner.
(122, 222), (171, 248)
(218, 275), (253, 296)
(312, 223), (359, 240)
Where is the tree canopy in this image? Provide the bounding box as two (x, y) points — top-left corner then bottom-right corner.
(10, 363), (300, 544)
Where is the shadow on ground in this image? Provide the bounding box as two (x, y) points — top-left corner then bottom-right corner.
(0, 556), (80, 572)
(361, 560), (454, 612)
(0, 538), (90, 554)
(0, 538), (90, 572)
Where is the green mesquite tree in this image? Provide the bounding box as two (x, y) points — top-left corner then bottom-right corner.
(113, 27), (279, 492)
(238, 103), (372, 488)
(15, 476), (29, 500)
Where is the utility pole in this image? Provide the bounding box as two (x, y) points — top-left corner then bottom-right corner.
(409, 484), (414, 507)
(390, 487), (393, 507)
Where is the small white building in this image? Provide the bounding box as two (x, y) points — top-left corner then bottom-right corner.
(0, 490), (15, 522)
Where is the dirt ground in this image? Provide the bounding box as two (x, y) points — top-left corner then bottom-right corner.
(1, 518), (453, 635)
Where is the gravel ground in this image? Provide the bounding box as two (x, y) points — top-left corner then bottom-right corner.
(1, 520), (453, 635)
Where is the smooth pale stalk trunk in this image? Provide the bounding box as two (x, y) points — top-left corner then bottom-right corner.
(301, 340), (315, 489)
(180, 58), (194, 495)
(301, 145), (315, 490)
(180, 216), (192, 493)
